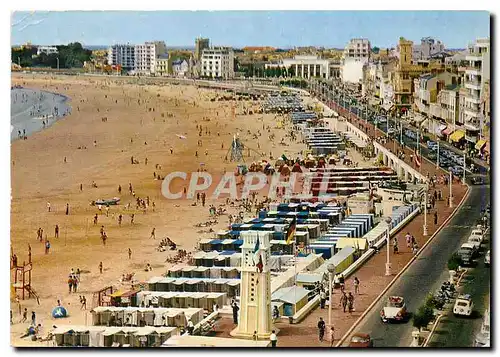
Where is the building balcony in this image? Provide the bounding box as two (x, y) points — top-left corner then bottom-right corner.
(464, 121), (481, 131)
(464, 107), (480, 118)
(465, 53), (483, 61)
(465, 67), (481, 75)
(464, 95), (481, 104)
(465, 81), (481, 91)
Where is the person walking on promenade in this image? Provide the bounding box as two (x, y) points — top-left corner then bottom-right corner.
(320, 290), (327, 309)
(434, 211), (438, 225)
(340, 292), (348, 313)
(68, 275), (74, 293)
(405, 232), (411, 248)
(232, 302), (239, 324)
(329, 326), (335, 347)
(270, 330), (278, 347)
(45, 240), (50, 254)
(31, 311), (36, 326)
(347, 293), (355, 313)
(317, 317), (326, 342)
(353, 277), (360, 295)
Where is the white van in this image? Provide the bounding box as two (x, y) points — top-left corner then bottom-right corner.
(453, 294), (473, 317)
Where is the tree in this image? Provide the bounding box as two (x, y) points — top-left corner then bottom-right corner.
(413, 304), (434, 331)
(372, 46), (380, 54)
(447, 253), (461, 271)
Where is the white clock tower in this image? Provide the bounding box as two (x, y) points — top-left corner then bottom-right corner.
(230, 231), (276, 339)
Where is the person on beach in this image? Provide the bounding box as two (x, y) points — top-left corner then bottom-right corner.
(80, 183), (83, 191)
(150, 228), (156, 239)
(22, 308), (27, 323)
(68, 276), (73, 293)
(118, 185), (122, 194)
(130, 214), (135, 225)
(73, 276), (78, 293)
(339, 292), (348, 313)
(80, 296), (87, 310)
(94, 214), (98, 225)
(47, 202), (51, 212)
(118, 214), (122, 226)
(99, 262), (103, 274)
(65, 203), (69, 215)
(45, 240), (50, 254)
(102, 232), (107, 246)
(128, 248), (132, 259)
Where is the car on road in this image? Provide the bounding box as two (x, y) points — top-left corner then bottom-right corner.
(449, 166), (463, 176)
(453, 294), (473, 317)
(467, 235), (482, 250)
(469, 228), (484, 242)
(348, 333), (373, 348)
(471, 176), (485, 185)
(380, 296), (407, 323)
(457, 243), (477, 266)
(484, 250), (490, 267)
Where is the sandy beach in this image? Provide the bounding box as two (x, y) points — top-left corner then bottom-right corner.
(10, 73), (307, 346)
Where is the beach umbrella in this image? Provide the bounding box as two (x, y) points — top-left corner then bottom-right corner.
(52, 306), (68, 318)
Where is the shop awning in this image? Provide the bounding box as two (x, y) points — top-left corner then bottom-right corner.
(475, 139), (487, 150)
(450, 130), (465, 142)
(442, 127), (452, 136)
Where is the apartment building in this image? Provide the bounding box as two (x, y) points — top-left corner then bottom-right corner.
(107, 44), (135, 71)
(413, 37), (445, 62)
(461, 38), (490, 144)
(134, 41), (167, 75)
(343, 38), (371, 61)
(413, 72), (460, 137)
(200, 47), (235, 79)
(155, 54), (169, 76)
(37, 46), (58, 56)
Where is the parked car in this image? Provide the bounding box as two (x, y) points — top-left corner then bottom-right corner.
(348, 333), (373, 348)
(467, 236), (482, 250)
(484, 250), (490, 267)
(453, 294), (473, 317)
(427, 140), (437, 148)
(380, 296), (408, 323)
(457, 243), (477, 266)
(469, 229), (485, 242)
(471, 177), (485, 185)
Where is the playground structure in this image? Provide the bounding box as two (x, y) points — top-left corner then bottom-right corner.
(11, 245), (39, 304)
(225, 134), (263, 163)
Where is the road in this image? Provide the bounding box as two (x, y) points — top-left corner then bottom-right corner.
(426, 228), (490, 347)
(311, 81), (489, 175)
(342, 185), (490, 347)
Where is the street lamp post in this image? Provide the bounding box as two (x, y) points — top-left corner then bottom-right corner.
(436, 139), (440, 168)
(385, 216), (392, 276)
(449, 170), (453, 208)
(56, 57), (60, 71)
(327, 263), (336, 328)
(462, 152), (466, 184)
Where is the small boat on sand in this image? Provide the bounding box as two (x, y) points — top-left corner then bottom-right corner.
(93, 197), (120, 206)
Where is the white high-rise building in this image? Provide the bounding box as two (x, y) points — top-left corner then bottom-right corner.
(36, 46), (58, 56)
(343, 38), (371, 61)
(462, 38), (490, 144)
(107, 44), (135, 70)
(200, 47), (235, 79)
(134, 41), (167, 75)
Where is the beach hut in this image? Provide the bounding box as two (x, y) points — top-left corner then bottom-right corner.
(271, 286), (310, 316)
(296, 273), (323, 290)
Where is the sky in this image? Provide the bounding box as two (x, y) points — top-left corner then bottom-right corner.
(11, 11), (490, 49)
